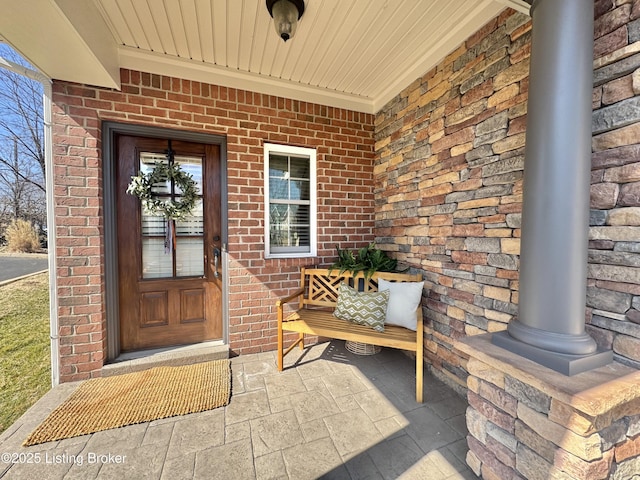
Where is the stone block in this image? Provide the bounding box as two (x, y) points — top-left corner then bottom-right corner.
(588, 249), (640, 267)
(465, 143), (494, 161)
(466, 406), (488, 442)
(613, 334), (640, 361)
(486, 431), (516, 468)
(595, 40), (640, 70)
(602, 75), (635, 105)
(586, 324), (616, 350)
(474, 184), (513, 199)
(473, 265), (496, 277)
(501, 238), (520, 255)
(515, 443), (559, 480)
(590, 225), (640, 242)
(612, 454), (640, 480)
(604, 161), (640, 183)
(618, 181), (640, 206)
(627, 309), (640, 324)
(477, 275), (509, 288)
(627, 413), (640, 438)
(483, 171), (523, 187)
(482, 155), (524, 177)
(466, 448), (482, 476)
(492, 133), (526, 155)
(467, 358), (505, 388)
(515, 419), (557, 464)
(592, 145), (640, 170)
(469, 391), (515, 433)
(487, 253), (519, 270)
(593, 310), (629, 323)
(589, 264), (640, 285)
(474, 128), (508, 148)
(591, 210), (608, 226)
(488, 84), (520, 109)
(517, 402), (603, 461)
(505, 213), (521, 228)
(466, 237), (501, 253)
(607, 207), (640, 225)
(590, 183), (620, 209)
(554, 448), (614, 480)
(505, 376), (551, 414)
(479, 379), (518, 416)
(595, 26), (631, 63)
(483, 285), (512, 303)
(458, 197), (501, 210)
(493, 61), (530, 91)
(476, 111), (509, 136)
(484, 308), (512, 323)
(600, 419), (629, 451)
(468, 434), (521, 480)
(595, 5), (631, 39)
(487, 421), (518, 453)
(452, 223), (485, 237)
(614, 242), (640, 254)
(594, 52), (640, 87)
(586, 286), (633, 314)
(548, 399), (597, 437)
(593, 123), (640, 152)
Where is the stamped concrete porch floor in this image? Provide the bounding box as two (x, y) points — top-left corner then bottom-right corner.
(0, 341), (476, 480)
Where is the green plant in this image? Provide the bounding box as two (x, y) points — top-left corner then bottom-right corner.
(127, 162), (198, 220)
(6, 219), (40, 253)
(329, 243), (400, 280)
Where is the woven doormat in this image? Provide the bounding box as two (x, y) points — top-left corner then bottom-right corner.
(23, 359), (231, 446)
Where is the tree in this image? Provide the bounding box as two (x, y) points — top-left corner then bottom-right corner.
(0, 45), (45, 243)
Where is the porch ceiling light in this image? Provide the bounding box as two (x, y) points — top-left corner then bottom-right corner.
(266, 0), (305, 42)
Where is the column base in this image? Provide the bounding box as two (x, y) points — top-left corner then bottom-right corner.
(492, 331), (613, 376)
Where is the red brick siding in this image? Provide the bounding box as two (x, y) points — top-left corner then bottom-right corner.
(52, 70), (375, 382)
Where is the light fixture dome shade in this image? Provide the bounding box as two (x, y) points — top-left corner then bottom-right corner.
(266, 0), (305, 42)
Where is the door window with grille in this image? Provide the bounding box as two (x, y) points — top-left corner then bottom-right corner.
(140, 152), (204, 278)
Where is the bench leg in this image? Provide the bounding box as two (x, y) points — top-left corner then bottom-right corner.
(277, 326), (284, 372)
(416, 346), (424, 403)
(299, 333), (304, 350)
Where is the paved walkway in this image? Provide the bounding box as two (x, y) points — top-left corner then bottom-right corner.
(0, 341), (476, 479)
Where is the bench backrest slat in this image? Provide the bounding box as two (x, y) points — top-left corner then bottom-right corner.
(300, 268), (422, 308)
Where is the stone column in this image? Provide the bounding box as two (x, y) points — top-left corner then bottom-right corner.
(492, 0), (612, 374)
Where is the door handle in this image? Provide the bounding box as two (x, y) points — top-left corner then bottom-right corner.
(213, 247), (220, 278)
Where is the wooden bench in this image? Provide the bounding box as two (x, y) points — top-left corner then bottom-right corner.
(276, 268), (424, 402)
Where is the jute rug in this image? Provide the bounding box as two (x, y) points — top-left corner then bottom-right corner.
(23, 359), (231, 446)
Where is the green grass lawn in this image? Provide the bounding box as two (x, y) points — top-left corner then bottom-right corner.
(0, 272), (51, 434)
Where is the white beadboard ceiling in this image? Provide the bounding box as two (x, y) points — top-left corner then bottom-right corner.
(0, 0), (530, 113)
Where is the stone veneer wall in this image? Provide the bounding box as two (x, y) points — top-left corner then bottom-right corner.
(374, 3), (640, 391)
(588, 0), (640, 370)
(458, 335), (640, 480)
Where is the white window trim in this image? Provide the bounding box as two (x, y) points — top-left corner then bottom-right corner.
(264, 143), (317, 259)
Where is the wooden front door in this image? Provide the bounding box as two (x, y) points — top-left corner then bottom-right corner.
(116, 135), (223, 351)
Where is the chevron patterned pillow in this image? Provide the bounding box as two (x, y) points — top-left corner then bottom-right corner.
(333, 283), (390, 332)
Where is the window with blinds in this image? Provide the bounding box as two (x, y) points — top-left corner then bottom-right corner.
(264, 143), (317, 258)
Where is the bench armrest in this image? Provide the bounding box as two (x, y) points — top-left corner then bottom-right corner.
(276, 288), (305, 308)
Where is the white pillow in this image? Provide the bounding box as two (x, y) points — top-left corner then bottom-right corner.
(378, 278), (424, 331)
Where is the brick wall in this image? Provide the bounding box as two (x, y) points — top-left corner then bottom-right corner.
(52, 70), (375, 381)
(374, 4), (640, 391)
